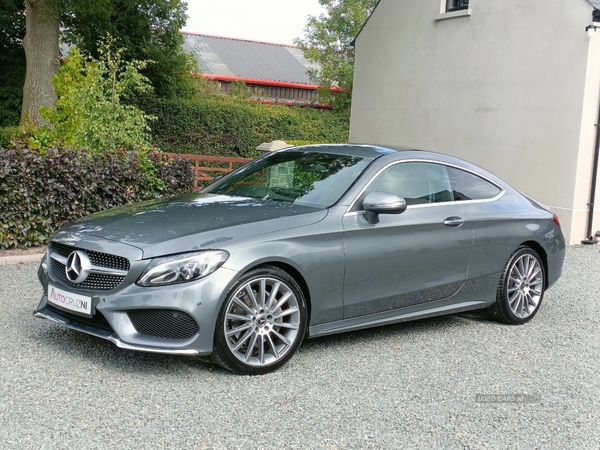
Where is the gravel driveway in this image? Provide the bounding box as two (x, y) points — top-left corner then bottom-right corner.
(1, 246), (599, 449)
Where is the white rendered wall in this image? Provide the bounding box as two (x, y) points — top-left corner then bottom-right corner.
(350, 0), (600, 243)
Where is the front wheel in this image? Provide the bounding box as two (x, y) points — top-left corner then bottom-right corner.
(212, 266), (307, 375)
(488, 246), (546, 324)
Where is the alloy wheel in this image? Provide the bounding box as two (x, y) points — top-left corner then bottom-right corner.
(507, 253), (544, 319)
(223, 276), (302, 367)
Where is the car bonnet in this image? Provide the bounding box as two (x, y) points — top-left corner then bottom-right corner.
(52, 192), (327, 258)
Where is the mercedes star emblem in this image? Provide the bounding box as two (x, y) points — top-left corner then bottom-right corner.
(65, 250), (91, 284)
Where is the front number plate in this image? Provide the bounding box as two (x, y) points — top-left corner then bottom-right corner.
(47, 284), (93, 316)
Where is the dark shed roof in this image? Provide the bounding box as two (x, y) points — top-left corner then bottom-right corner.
(182, 32), (319, 85)
(588, 0), (600, 9)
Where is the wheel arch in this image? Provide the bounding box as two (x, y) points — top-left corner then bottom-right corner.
(251, 261), (312, 328)
(519, 240), (549, 288)
(212, 261), (310, 374)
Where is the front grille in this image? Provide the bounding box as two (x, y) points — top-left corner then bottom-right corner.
(47, 304), (113, 332)
(50, 258), (126, 291)
(50, 242), (129, 291)
(52, 242), (130, 271)
(128, 309), (199, 340)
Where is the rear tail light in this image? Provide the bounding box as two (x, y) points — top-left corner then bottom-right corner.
(553, 213), (561, 227)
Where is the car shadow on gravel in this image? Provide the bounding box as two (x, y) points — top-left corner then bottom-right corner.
(32, 310), (497, 376)
(34, 325), (229, 375)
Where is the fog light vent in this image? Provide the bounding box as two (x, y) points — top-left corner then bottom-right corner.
(127, 309), (199, 340)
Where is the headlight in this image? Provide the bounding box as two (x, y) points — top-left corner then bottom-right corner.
(39, 253), (49, 287)
(136, 250), (229, 287)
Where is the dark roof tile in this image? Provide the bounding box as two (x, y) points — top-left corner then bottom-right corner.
(182, 32), (319, 85)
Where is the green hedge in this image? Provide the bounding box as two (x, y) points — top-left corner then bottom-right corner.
(0, 148), (194, 249)
(141, 94), (350, 157)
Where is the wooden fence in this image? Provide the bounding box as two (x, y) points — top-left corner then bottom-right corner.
(167, 153), (253, 188)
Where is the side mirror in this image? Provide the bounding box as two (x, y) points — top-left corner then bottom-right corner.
(363, 191), (407, 224)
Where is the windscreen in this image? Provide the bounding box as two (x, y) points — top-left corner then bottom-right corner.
(204, 151), (370, 208)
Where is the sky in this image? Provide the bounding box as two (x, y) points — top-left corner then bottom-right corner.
(182, 0), (326, 45)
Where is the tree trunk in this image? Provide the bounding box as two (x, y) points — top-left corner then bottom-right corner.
(21, 0), (60, 126)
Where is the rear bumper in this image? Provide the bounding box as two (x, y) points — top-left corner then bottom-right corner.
(545, 228), (566, 289)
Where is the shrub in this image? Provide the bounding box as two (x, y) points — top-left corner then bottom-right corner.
(0, 148), (194, 249)
(285, 140), (325, 147)
(139, 94), (350, 158)
(0, 127), (16, 149)
(36, 37), (155, 154)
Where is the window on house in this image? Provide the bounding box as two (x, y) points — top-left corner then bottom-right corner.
(446, 0), (469, 12)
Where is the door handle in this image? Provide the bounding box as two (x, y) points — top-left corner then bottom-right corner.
(443, 216), (464, 227)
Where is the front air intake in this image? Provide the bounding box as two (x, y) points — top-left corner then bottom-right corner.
(127, 309), (199, 340)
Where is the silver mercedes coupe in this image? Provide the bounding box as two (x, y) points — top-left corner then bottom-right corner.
(35, 144), (566, 374)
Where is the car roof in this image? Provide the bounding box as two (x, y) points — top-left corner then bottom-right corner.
(285, 144), (410, 159)
(284, 143), (455, 161)
(283, 143), (508, 188)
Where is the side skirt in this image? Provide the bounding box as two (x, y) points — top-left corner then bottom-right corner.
(308, 298), (493, 338)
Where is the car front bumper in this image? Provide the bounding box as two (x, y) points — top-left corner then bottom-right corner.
(34, 256), (240, 356)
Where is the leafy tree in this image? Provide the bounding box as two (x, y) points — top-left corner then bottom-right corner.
(21, 0), (61, 125)
(62, 0), (195, 99)
(0, 0), (25, 127)
(294, 0), (378, 111)
(36, 36), (155, 154)
(18, 0), (192, 126)
(0, 0), (26, 127)
(0, 0), (25, 51)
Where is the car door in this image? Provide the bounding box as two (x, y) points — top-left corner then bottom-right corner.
(342, 161), (473, 319)
(444, 165), (512, 279)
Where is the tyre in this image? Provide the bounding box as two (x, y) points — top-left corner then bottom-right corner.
(488, 246), (546, 324)
(212, 266), (307, 375)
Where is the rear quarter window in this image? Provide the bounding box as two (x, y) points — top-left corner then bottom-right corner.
(447, 166), (502, 201)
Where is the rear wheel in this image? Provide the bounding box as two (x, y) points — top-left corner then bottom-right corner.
(213, 266), (307, 375)
(488, 246), (546, 324)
